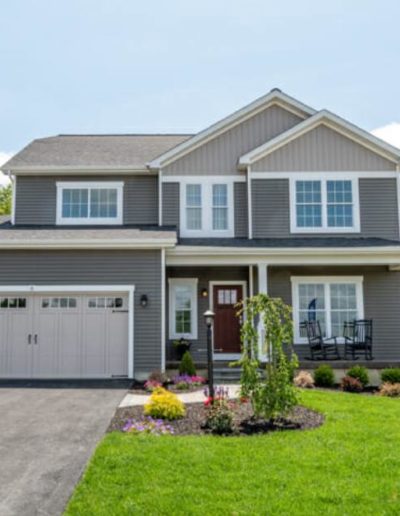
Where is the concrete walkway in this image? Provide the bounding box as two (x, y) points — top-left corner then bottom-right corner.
(0, 386), (126, 516)
(119, 384), (240, 408)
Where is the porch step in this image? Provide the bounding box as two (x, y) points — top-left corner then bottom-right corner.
(213, 367), (242, 384)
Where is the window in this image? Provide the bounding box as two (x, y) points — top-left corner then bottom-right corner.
(57, 182), (123, 225)
(0, 298), (27, 309)
(181, 180), (234, 237)
(290, 178), (359, 233)
(88, 297), (124, 309)
(168, 278), (198, 339)
(292, 277), (363, 342)
(42, 297), (77, 309)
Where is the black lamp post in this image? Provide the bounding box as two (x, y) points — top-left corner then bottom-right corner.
(204, 309), (215, 399)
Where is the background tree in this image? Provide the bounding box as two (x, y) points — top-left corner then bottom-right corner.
(0, 184), (12, 215)
(237, 294), (298, 421)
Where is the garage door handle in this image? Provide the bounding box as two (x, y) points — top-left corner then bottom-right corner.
(34, 334), (38, 345)
(28, 334), (32, 344)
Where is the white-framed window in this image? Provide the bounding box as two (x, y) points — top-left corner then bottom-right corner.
(289, 177), (360, 233)
(56, 182), (124, 225)
(180, 179), (234, 237)
(168, 278), (198, 339)
(291, 276), (364, 343)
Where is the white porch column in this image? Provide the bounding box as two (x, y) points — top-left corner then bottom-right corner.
(257, 263), (268, 359)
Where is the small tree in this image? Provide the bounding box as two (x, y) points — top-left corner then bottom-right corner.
(0, 184), (11, 215)
(237, 294), (298, 421)
(179, 350), (196, 376)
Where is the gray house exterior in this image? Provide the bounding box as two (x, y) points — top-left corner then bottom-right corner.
(2, 89), (400, 380)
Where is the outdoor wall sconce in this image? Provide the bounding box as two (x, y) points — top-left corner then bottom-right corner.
(140, 294), (148, 308)
(201, 288), (208, 298)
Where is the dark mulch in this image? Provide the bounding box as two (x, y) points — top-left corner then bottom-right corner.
(128, 383), (205, 396)
(108, 401), (324, 436)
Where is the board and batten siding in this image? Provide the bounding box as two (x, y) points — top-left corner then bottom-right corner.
(0, 250), (162, 375)
(163, 104), (304, 175)
(268, 266), (400, 361)
(15, 175), (159, 226)
(252, 178), (399, 240)
(251, 124), (397, 172)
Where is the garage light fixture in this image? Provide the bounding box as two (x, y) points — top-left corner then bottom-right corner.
(140, 294), (148, 308)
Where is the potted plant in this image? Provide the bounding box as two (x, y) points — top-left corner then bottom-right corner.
(173, 338), (191, 359)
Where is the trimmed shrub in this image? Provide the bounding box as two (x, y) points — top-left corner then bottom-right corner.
(381, 368), (400, 384)
(205, 397), (234, 434)
(341, 375), (363, 393)
(144, 387), (185, 420)
(379, 382), (400, 397)
(179, 351), (196, 376)
(294, 371), (314, 389)
(314, 365), (335, 388)
(346, 366), (369, 388)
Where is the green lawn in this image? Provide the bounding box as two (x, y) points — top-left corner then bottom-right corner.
(65, 390), (400, 515)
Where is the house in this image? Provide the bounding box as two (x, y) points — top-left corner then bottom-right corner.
(1, 88), (400, 380)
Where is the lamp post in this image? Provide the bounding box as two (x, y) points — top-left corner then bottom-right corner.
(204, 309), (215, 399)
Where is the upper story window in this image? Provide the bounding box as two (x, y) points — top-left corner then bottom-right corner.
(180, 180), (234, 237)
(290, 177), (360, 233)
(56, 182), (123, 225)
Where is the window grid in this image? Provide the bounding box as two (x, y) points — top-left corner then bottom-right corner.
(212, 184), (228, 230)
(296, 181), (322, 228)
(327, 180), (353, 228)
(186, 184), (202, 230)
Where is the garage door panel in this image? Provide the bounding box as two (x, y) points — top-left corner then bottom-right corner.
(109, 312), (129, 376)
(0, 312), (7, 376)
(32, 311), (58, 378)
(58, 312), (82, 377)
(7, 310), (33, 378)
(83, 313), (107, 377)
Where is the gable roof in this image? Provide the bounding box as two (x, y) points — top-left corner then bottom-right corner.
(2, 134), (192, 172)
(147, 89), (316, 169)
(239, 110), (400, 167)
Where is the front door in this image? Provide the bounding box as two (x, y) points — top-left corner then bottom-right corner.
(213, 285), (243, 354)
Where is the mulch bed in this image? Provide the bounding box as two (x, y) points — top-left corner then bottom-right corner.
(108, 401), (324, 436)
(128, 383), (205, 395)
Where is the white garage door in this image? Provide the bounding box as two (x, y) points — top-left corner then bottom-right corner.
(0, 292), (129, 379)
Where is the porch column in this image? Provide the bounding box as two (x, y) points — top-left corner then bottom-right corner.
(257, 263), (268, 359)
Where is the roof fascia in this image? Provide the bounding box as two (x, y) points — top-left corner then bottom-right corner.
(239, 110), (400, 167)
(147, 91), (316, 169)
(5, 167), (153, 175)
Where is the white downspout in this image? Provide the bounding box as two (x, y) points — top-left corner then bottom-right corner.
(247, 165), (253, 239)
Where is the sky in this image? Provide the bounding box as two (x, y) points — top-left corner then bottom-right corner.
(1, 0), (400, 184)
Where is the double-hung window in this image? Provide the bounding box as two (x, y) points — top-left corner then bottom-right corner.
(291, 178), (359, 232)
(181, 180), (233, 237)
(168, 278), (198, 339)
(292, 276), (363, 342)
(57, 182), (123, 225)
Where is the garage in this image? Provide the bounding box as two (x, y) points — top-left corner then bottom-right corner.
(0, 287), (133, 379)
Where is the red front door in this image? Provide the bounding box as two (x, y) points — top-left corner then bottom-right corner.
(213, 285), (243, 354)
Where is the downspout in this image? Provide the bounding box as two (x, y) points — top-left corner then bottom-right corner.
(158, 168), (163, 226)
(8, 171), (15, 225)
(397, 163), (400, 240)
(247, 165), (253, 239)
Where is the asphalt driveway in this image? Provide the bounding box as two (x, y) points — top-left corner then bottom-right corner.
(0, 384), (127, 516)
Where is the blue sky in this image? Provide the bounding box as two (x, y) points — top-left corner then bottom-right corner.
(1, 0), (400, 167)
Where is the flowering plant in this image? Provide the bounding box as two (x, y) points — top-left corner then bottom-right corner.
(144, 379), (162, 392)
(203, 385), (230, 406)
(123, 416), (174, 435)
(203, 386), (235, 434)
(172, 374), (206, 390)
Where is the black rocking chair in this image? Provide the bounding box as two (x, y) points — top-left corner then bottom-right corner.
(343, 319), (373, 360)
(300, 320), (341, 360)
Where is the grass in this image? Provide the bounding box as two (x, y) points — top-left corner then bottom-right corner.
(65, 390), (400, 515)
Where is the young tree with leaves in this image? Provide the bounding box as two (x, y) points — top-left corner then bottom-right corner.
(0, 184), (12, 215)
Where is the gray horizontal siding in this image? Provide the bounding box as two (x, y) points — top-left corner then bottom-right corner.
(269, 266), (400, 361)
(0, 250), (162, 375)
(162, 182), (179, 229)
(166, 267), (249, 363)
(15, 175), (158, 226)
(234, 182), (248, 238)
(252, 178), (399, 240)
(163, 104), (303, 175)
(251, 124), (396, 171)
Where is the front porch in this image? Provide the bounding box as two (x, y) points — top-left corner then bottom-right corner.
(165, 262), (400, 370)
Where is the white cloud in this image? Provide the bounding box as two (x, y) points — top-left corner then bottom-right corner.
(371, 123), (400, 150)
(0, 152), (12, 186)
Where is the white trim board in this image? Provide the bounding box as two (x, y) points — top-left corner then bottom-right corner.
(0, 284), (135, 379)
(162, 174), (246, 182)
(239, 111), (400, 167)
(148, 91), (316, 169)
(290, 276), (364, 344)
(168, 278), (199, 340)
(251, 171), (399, 179)
(209, 280), (247, 359)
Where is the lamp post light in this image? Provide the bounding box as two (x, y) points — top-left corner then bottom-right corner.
(204, 309), (215, 399)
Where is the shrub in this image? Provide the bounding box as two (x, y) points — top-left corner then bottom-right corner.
(381, 368), (400, 384)
(144, 387), (185, 420)
(179, 351), (196, 376)
(205, 401), (234, 434)
(346, 366), (369, 388)
(314, 365), (335, 388)
(341, 375), (363, 393)
(123, 416), (174, 435)
(148, 370), (169, 384)
(144, 379), (162, 392)
(238, 294), (299, 421)
(379, 382), (400, 397)
(294, 371), (314, 389)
